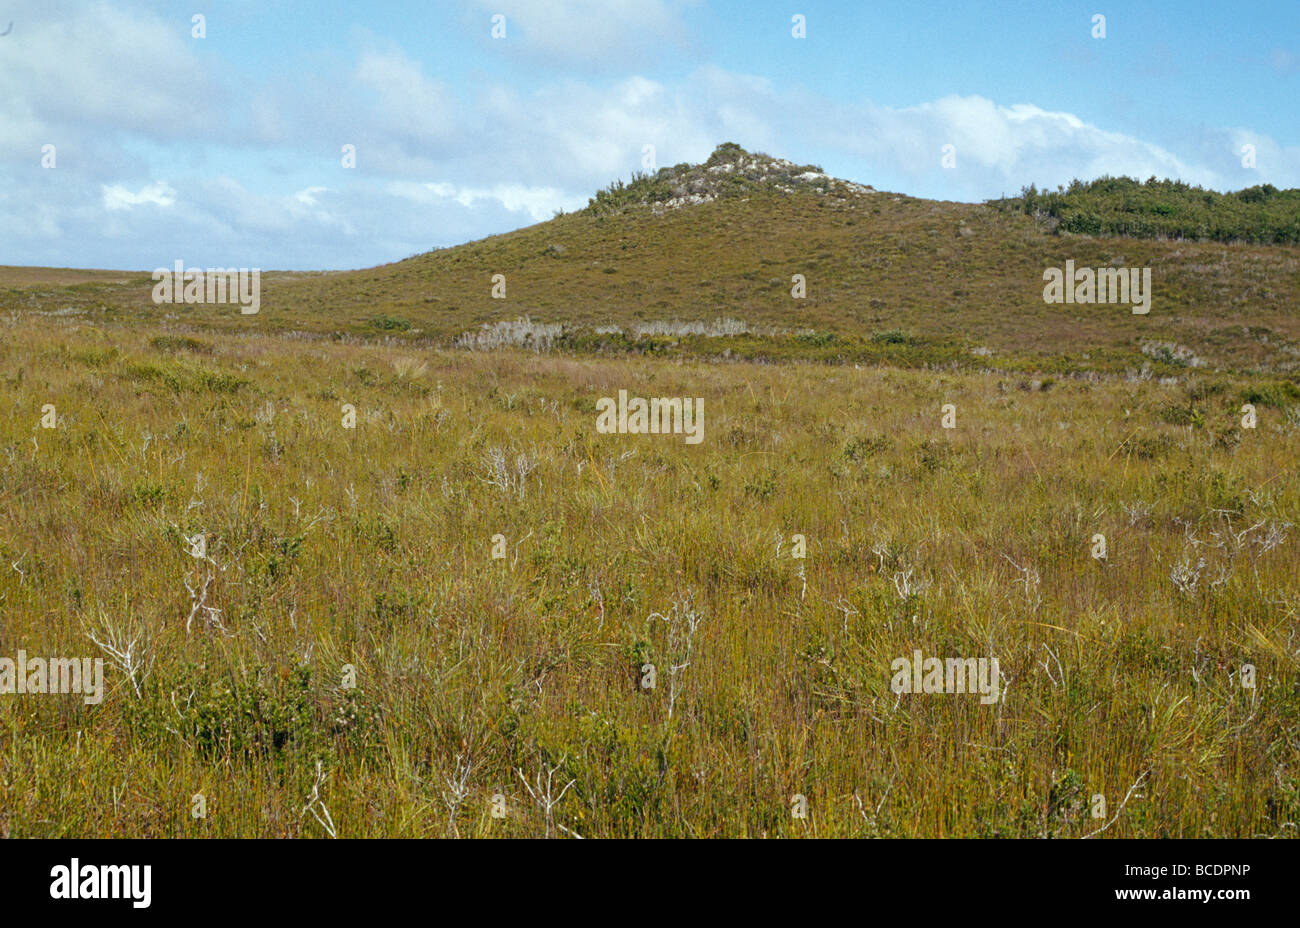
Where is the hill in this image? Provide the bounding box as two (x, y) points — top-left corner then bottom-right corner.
(2, 144), (1299, 378)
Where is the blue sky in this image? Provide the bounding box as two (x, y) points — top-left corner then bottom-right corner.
(1, 0), (1296, 269)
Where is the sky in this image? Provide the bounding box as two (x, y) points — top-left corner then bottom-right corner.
(1, 0), (1296, 270)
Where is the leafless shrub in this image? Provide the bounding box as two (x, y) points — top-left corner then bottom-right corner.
(1255, 521), (1290, 554)
(1082, 771), (1149, 838)
(479, 445), (537, 499)
(649, 592), (706, 719)
(441, 753), (475, 838)
(1170, 553), (1206, 595)
(631, 317), (751, 338)
(302, 760), (338, 838)
(454, 316), (562, 351)
(84, 614), (155, 698)
(1140, 340), (1205, 368)
(1122, 499), (1154, 525)
(184, 567), (224, 634)
(1002, 554), (1042, 612)
(517, 755), (576, 839)
(833, 597), (859, 635)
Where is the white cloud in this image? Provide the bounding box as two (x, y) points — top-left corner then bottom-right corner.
(390, 181), (585, 222)
(843, 94), (1218, 190)
(355, 49), (459, 146)
(1, 3), (1296, 270)
(0, 2), (222, 154)
(102, 181), (177, 211)
(295, 187), (330, 207)
(471, 73), (728, 188)
(458, 73), (1246, 201)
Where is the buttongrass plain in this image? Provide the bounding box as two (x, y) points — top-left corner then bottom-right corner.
(0, 311), (1296, 838)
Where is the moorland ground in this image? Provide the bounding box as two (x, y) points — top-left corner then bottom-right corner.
(0, 312), (1297, 837)
(1, 149), (1298, 837)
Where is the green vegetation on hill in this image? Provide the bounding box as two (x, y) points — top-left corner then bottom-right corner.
(584, 142), (828, 215)
(990, 176), (1300, 245)
(584, 170), (678, 213)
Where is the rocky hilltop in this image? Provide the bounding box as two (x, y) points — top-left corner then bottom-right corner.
(584, 142), (875, 215)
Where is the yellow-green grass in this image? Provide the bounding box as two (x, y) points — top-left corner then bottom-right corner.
(1, 313), (1297, 837)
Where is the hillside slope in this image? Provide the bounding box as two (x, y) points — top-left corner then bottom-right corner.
(3, 144), (1299, 376)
